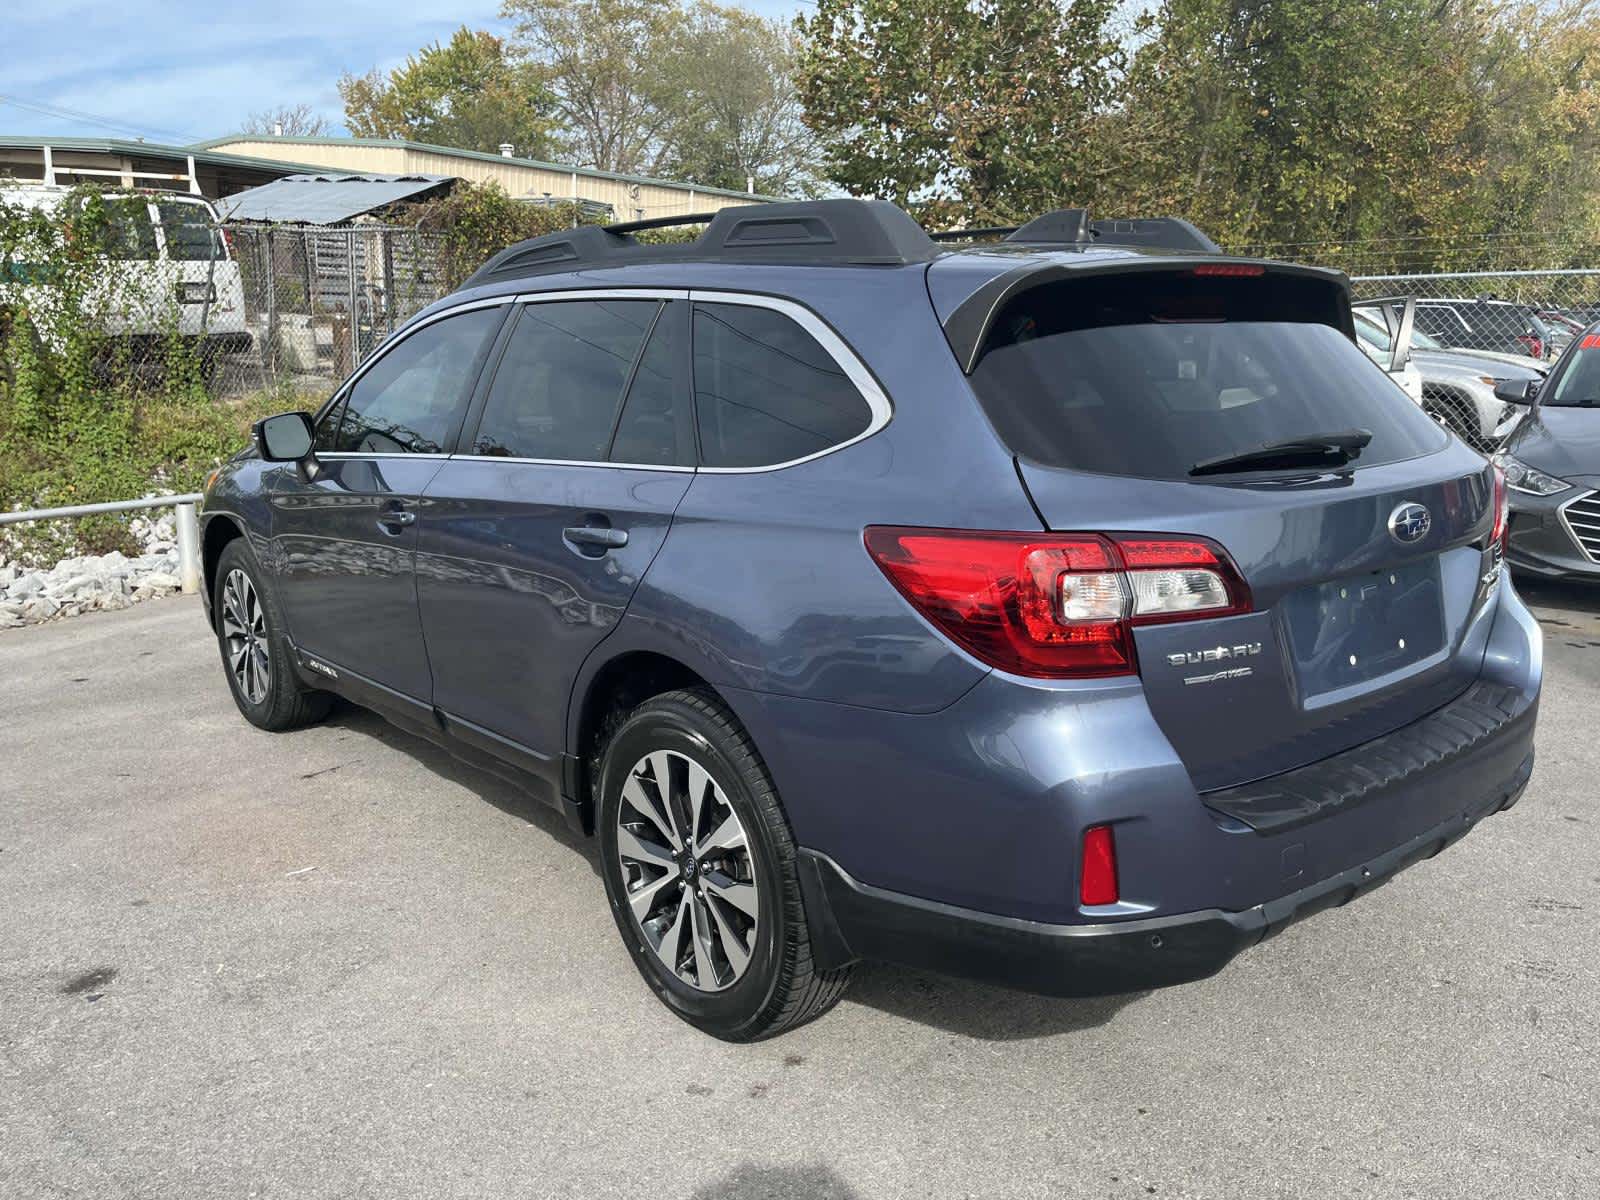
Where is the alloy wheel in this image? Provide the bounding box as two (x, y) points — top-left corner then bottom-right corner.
(615, 749), (761, 993)
(221, 568), (270, 705)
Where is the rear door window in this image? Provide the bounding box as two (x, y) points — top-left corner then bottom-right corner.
(609, 302), (693, 465)
(692, 302), (874, 468)
(470, 299), (658, 461)
(1414, 306), (1469, 340)
(968, 273), (1448, 480)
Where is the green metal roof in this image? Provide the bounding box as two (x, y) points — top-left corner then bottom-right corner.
(189, 134), (782, 203)
(0, 134), (324, 175)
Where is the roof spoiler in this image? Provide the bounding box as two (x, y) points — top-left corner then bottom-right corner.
(941, 257), (1354, 374)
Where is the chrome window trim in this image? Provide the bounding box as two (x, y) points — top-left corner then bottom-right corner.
(311, 452), (453, 461)
(512, 287), (691, 303)
(440, 454), (694, 474)
(438, 286), (893, 474)
(1558, 488), (1600, 564)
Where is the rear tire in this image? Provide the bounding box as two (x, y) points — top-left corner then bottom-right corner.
(597, 688), (851, 1041)
(213, 539), (332, 732)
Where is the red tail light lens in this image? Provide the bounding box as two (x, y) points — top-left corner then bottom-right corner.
(863, 527), (1251, 679)
(1080, 825), (1119, 906)
(1491, 462), (1508, 550)
(1516, 334), (1545, 359)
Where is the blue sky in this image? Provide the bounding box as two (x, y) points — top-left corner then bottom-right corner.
(3, 0), (805, 146)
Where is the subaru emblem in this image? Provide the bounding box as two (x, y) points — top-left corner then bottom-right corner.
(1387, 502), (1432, 544)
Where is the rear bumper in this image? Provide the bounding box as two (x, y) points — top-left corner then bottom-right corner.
(800, 750), (1533, 996)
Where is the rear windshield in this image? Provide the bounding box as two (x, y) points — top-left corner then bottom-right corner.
(969, 273), (1449, 479)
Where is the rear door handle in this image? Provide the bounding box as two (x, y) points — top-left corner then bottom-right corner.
(377, 508), (416, 533)
(563, 525), (628, 549)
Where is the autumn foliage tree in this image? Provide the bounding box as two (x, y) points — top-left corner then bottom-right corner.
(796, 0), (1126, 226)
(339, 27), (559, 159)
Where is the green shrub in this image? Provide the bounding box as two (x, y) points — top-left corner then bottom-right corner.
(0, 185), (294, 563)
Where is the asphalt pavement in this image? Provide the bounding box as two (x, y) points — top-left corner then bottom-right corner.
(1, 582), (1597, 1199)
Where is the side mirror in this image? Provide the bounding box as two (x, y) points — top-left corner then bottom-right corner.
(254, 411), (316, 462)
(1493, 378), (1537, 405)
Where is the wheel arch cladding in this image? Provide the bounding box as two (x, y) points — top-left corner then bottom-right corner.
(570, 648), (736, 833)
(202, 515), (244, 604)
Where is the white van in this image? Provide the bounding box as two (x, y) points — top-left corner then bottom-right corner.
(0, 185), (250, 368)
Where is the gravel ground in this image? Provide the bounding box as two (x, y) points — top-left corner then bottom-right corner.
(1, 582), (1596, 1200)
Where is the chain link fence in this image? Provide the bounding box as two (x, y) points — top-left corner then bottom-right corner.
(1348, 270), (1598, 452)
(221, 224), (450, 396)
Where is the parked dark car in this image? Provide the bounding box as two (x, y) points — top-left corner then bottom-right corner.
(1413, 297), (1556, 360)
(198, 200), (1542, 1040)
(1493, 325), (1600, 577)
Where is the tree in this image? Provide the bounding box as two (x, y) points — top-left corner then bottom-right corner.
(1109, 0), (1600, 267)
(339, 26), (559, 158)
(658, 4), (821, 196)
(240, 104), (330, 137)
(500, 0), (684, 176)
(796, 0), (1127, 225)
(1113, 0), (1482, 255)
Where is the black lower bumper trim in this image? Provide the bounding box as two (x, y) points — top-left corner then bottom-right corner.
(1202, 681), (1536, 834)
(799, 750), (1532, 997)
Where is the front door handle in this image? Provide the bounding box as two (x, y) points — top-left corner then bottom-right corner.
(563, 525), (628, 549)
(377, 508), (416, 534)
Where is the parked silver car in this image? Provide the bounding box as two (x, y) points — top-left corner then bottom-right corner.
(1354, 306), (1546, 452)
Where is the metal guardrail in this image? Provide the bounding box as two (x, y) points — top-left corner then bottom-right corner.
(0, 493), (203, 593)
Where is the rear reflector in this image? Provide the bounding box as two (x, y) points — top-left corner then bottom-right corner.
(864, 527), (1251, 679)
(1080, 825), (1119, 906)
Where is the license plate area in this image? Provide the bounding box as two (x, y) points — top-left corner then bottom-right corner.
(1282, 558), (1446, 697)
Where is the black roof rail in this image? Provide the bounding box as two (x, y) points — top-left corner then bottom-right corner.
(604, 211), (718, 234)
(462, 198), (938, 286)
(928, 225), (1019, 243)
(1082, 217), (1221, 254)
(1006, 208), (1091, 244)
(930, 209), (1220, 254)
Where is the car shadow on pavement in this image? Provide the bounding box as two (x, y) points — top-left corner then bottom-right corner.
(324, 702), (601, 875)
(320, 704), (1146, 1041)
(1516, 574), (1600, 617)
(842, 961), (1146, 1041)
(692, 1163), (861, 1199)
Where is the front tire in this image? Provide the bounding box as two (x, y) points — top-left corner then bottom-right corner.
(597, 689), (851, 1041)
(213, 539), (332, 732)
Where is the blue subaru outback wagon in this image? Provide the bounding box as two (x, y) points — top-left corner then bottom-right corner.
(199, 200), (1541, 1040)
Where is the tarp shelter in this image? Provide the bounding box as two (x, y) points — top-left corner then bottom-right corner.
(219, 173), (454, 225)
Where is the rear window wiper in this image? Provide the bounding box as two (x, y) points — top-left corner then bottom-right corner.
(1189, 429), (1373, 477)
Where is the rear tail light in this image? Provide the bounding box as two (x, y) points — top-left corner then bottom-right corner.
(1080, 825), (1119, 905)
(1516, 333), (1545, 359)
(1491, 462), (1508, 552)
(863, 527), (1251, 679)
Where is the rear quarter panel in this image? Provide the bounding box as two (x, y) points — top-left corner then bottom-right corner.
(569, 264), (1040, 724)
